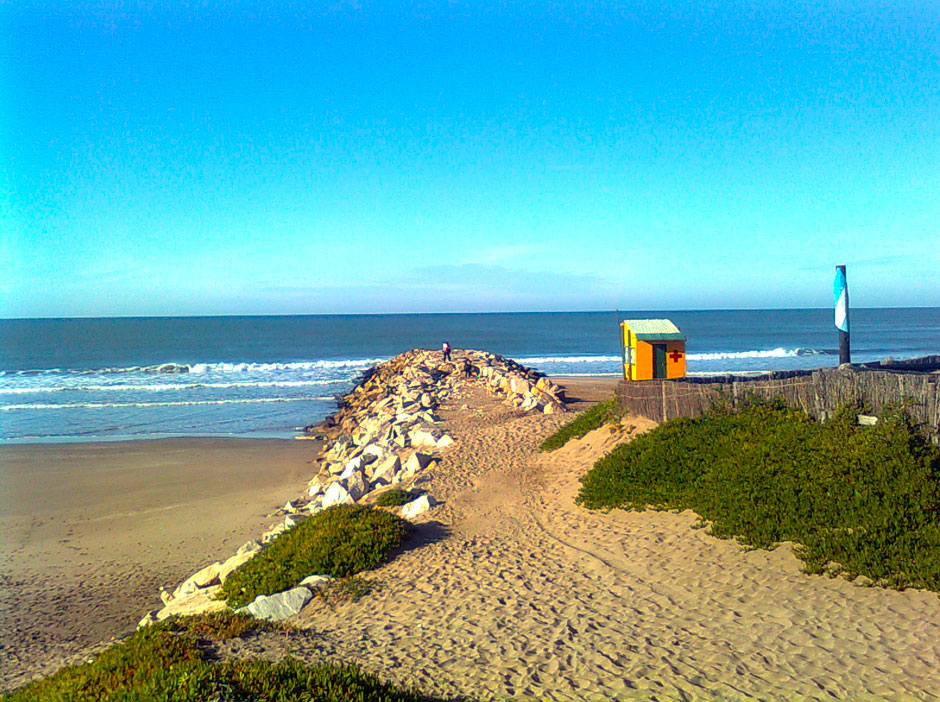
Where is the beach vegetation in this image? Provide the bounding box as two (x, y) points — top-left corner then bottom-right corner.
(220, 505), (412, 608)
(577, 400), (940, 591)
(374, 488), (414, 506)
(539, 397), (622, 452)
(1, 614), (444, 702)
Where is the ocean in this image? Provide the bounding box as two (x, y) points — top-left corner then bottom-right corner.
(1, 309), (938, 443)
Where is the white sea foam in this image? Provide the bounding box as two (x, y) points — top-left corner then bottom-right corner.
(1, 358), (388, 377)
(189, 359), (387, 374)
(686, 347), (828, 361)
(0, 379), (341, 395)
(517, 355), (622, 365)
(1, 396), (335, 411)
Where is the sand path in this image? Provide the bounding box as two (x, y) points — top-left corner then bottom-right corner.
(238, 382), (940, 701)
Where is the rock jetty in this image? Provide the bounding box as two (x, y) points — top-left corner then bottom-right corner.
(139, 348), (565, 626)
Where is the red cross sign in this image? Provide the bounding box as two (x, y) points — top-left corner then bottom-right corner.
(669, 350), (683, 363)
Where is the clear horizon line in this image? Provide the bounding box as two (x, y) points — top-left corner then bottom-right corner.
(3, 304), (939, 322)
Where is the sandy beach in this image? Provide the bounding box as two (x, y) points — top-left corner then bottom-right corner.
(4, 375), (940, 700)
(0, 438), (317, 690)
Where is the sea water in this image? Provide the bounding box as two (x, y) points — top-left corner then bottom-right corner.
(1, 309), (937, 443)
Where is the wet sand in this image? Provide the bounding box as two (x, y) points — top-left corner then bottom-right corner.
(0, 438), (317, 690)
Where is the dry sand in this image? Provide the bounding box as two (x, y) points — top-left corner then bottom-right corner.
(0, 438), (317, 690)
(227, 377), (940, 701)
(5, 375), (940, 700)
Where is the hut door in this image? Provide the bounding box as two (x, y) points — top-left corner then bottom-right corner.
(652, 344), (667, 378)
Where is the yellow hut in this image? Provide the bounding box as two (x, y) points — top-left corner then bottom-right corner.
(621, 319), (687, 380)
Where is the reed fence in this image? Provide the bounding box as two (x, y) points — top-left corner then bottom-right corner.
(615, 365), (940, 444)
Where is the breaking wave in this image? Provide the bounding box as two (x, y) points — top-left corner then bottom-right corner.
(0, 358), (388, 377)
(1, 397), (335, 411)
(686, 347), (832, 361)
(516, 355), (621, 365)
(0, 380), (340, 395)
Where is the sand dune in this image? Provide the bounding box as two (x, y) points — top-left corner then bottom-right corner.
(236, 380), (940, 701)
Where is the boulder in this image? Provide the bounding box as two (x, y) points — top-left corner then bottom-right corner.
(371, 454), (401, 486)
(409, 427), (441, 449)
(158, 585), (227, 621)
(510, 377), (532, 395)
(345, 470), (367, 501)
(299, 574), (334, 589)
(436, 434), (455, 449)
(262, 523), (288, 544)
(322, 481), (354, 508)
(284, 513), (307, 529)
(218, 550), (257, 582)
(400, 494), (431, 520)
(173, 561), (222, 599)
(237, 586), (312, 621)
(306, 479), (324, 498)
(339, 457), (363, 480)
(403, 452), (433, 478)
(237, 540), (261, 556)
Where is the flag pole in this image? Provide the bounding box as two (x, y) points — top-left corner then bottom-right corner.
(834, 265), (851, 364)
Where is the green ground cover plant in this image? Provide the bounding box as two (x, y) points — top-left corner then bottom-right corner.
(220, 504), (412, 608)
(540, 397), (621, 452)
(578, 400), (940, 591)
(374, 488), (414, 506)
(2, 614), (444, 702)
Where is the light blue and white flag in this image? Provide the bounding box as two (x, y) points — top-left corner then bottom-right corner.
(834, 267), (849, 332)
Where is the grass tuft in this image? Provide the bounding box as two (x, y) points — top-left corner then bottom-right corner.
(2, 614), (446, 701)
(220, 505), (412, 608)
(578, 400), (940, 591)
(540, 397), (621, 452)
(374, 488), (414, 507)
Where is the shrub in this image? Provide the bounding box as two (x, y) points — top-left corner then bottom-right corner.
(578, 400), (940, 591)
(220, 505), (412, 608)
(2, 615), (445, 702)
(159, 610), (274, 641)
(374, 489), (413, 507)
(540, 397), (621, 452)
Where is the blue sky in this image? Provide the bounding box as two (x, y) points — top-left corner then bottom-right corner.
(2, 1), (938, 317)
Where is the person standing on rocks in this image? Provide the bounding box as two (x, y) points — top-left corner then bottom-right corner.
(442, 341), (452, 362)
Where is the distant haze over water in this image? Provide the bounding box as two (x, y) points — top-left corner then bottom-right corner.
(1, 309), (938, 443)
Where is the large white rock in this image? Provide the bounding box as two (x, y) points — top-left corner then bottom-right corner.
(237, 586), (312, 621)
(403, 452), (433, 478)
(371, 454), (401, 486)
(436, 434), (455, 449)
(400, 494), (431, 520)
(409, 427), (441, 449)
(307, 478), (324, 498)
(173, 561), (222, 599)
(322, 481), (354, 508)
(339, 456), (364, 479)
(157, 585), (227, 622)
(510, 377), (532, 395)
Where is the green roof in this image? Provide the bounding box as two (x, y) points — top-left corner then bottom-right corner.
(622, 318), (686, 341)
